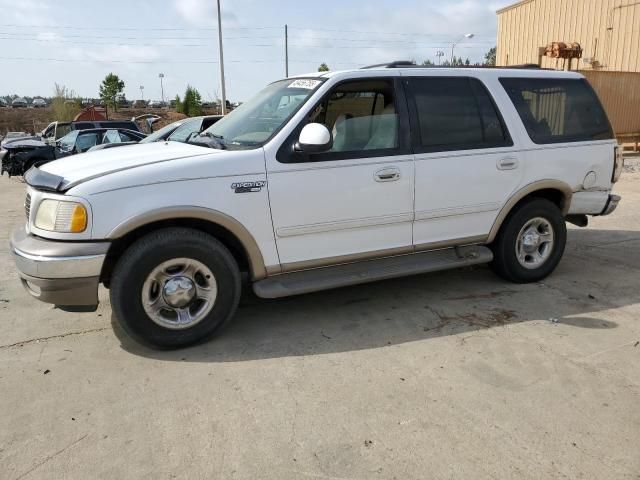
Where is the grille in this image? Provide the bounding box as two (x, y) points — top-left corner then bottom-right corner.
(25, 193), (31, 220)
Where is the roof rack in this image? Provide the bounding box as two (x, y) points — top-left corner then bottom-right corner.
(360, 61), (543, 70)
(361, 60), (416, 69)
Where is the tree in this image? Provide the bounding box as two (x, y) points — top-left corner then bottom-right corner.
(318, 63), (330, 72)
(421, 59), (435, 67)
(484, 47), (497, 66)
(99, 73), (125, 112)
(51, 83), (80, 122)
(174, 94), (183, 113)
(180, 85), (202, 117)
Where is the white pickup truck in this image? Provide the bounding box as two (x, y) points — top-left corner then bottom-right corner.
(11, 63), (622, 348)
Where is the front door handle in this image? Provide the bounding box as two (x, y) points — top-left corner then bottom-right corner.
(374, 167), (401, 182)
(497, 156), (519, 170)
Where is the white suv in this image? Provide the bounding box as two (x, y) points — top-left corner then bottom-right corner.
(11, 63), (622, 348)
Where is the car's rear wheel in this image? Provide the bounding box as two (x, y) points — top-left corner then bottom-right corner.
(490, 198), (567, 283)
(110, 228), (241, 349)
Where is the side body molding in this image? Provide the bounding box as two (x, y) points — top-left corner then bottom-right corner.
(487, 180), (573, 243)
(107, 206), (268, 280)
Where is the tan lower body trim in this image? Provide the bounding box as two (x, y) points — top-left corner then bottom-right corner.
(414, 235), (488, 253)
(276, 235), (487, 274)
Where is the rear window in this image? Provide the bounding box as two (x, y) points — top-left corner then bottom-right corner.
(499, 78), (613, 144)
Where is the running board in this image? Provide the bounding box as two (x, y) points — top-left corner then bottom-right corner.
(253, 245), (493, 299)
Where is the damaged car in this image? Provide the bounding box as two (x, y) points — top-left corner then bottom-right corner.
(1, 127), (145, 176)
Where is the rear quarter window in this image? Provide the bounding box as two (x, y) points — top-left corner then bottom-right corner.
(500, 77), (613, 144)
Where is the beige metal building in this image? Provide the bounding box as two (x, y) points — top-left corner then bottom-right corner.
(496, 0), (640, 138)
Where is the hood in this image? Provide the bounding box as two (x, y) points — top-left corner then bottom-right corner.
(40, 141), (217, 190)
(4, 137), (44, 149)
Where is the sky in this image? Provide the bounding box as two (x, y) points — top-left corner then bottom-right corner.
(0, 0), (514, 103)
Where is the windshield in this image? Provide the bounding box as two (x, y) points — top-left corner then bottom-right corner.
(58, 130), (79, 151)
(199, 78), (324, 150)
(140, 120), (185, 143)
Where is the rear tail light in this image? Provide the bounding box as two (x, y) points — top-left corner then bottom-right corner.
(612, 146), (623, 183)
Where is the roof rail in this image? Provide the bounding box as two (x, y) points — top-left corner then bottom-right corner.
(361, 60), (416, 69)
(360, 61), (543, 70)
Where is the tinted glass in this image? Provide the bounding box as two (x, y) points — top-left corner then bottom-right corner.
(408, 77), (509, 151)
(119, 131), (138, 142)
(76, 132), (99, 151)
(499, 78), (613, 144)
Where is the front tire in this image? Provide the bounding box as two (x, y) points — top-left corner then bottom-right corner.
(490, 198), (567, 283)
(110, 228), (241, 349)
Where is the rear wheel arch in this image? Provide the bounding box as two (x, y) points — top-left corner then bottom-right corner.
(101, 207), (267, 286)
(487, 181), (572, 243)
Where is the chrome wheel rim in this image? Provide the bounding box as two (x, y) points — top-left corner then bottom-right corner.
(142, 258), (217, 330)
(516, 217), (555, 270)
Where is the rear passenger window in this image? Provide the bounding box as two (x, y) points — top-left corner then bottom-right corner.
(499, 78), (613, 144)
(407, 77), (511, 152)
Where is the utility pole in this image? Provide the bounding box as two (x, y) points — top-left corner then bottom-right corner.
(285, 24), (289, 78)
(217, 0), (227, 115)
(159, 73), (165, 105)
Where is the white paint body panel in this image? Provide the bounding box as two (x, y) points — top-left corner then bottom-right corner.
(267, 156), (414, 265)
(27, 67), (617, 277)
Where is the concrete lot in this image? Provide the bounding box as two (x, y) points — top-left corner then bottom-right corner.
(0, 167), (639, 480)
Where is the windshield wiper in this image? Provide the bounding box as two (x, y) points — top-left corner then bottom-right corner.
(192, 131), (227, 150)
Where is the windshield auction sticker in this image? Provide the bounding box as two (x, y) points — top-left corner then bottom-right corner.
(288, 79), (322, 90)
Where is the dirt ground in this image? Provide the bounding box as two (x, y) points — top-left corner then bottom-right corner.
(0, 165), (639, 479)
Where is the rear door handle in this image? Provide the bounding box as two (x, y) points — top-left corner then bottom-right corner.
(375, 167), (401, 182)
(497, 156), (519, 170)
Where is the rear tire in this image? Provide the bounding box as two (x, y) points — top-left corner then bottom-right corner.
(110, 228), (241, 349)
(490, 198), (566, 283)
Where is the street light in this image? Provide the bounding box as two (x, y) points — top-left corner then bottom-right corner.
(139, 85), (144, 101)
(451, 33), (474, 64)
(436, 50), (445, 65)
(158, 73), (165, 105)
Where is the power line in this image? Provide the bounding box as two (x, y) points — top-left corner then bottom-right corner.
(0, 22), (496, 44)
(0, 37), (212, 48)
(0, 23), (281, 31)
(0, 55), (365, 65)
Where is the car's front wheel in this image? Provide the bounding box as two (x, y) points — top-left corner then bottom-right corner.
(110, 228), (241, 349)
(490, 198), (567, 283)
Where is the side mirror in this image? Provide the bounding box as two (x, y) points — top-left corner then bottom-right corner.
(295, 123), (332, 154)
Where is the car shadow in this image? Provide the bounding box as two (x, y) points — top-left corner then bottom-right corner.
(115, 227), (640, 362)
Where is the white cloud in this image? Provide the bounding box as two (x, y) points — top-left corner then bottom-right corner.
(0, 0), (52, 25)
(172, 0), (238, 27)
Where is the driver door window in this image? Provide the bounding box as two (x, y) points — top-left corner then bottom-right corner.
(278, 79), (404, 163)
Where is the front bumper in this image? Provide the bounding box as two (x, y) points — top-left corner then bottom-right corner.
(11, 226), (110, 307)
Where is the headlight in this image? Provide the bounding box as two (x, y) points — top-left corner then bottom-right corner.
(35, 200), (87, 233)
